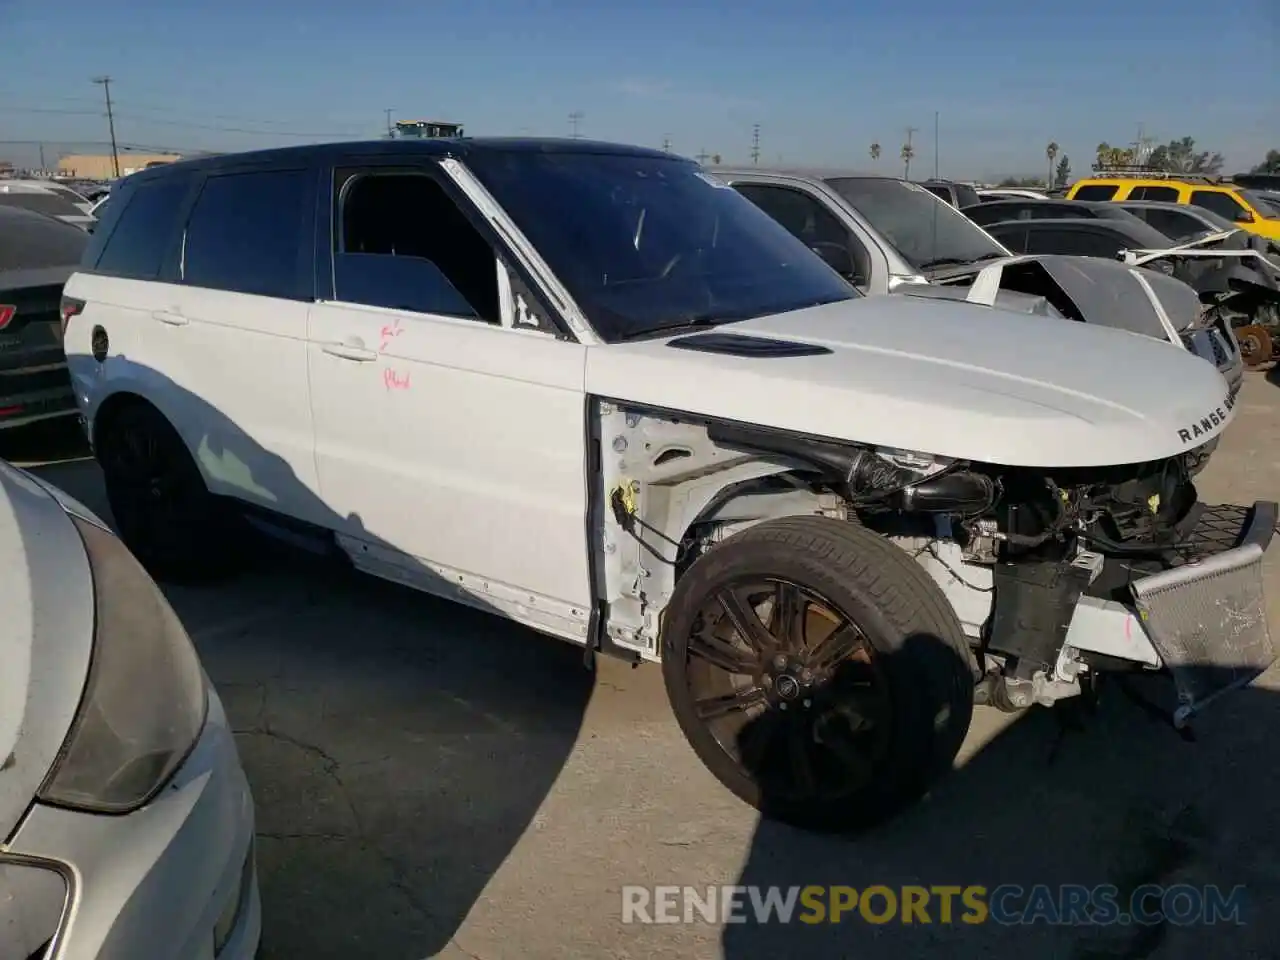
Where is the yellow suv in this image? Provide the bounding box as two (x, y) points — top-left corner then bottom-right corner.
(1066, 176), (1280, 241)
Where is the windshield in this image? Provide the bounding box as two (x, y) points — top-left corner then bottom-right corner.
(824, 176), (1008, 272)
(1241, 189), (1280, 218)
(463, 151), (858, 341)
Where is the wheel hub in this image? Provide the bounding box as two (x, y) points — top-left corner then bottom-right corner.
(764, 653), (816, 707)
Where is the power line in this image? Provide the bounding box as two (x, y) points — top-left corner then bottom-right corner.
(0, 103), (369, 138)
(92, 77), (120, 178)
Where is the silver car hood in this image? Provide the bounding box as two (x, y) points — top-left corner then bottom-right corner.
(0, 462), (94, 842)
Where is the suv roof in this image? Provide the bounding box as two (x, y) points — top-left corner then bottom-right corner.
(121, 137), (676, 186)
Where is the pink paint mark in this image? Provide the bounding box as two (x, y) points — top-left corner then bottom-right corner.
(1124, 615), (1132, 640)
(383, 368), (411, 391)
(379, 318), (404, 352)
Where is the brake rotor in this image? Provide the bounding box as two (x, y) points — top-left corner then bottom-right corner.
(1235, 325), (1275, 368)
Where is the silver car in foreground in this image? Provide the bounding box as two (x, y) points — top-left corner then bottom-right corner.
(0, 461), (260, 959)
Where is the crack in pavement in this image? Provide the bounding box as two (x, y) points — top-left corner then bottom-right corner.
(240, 685), (442, 928)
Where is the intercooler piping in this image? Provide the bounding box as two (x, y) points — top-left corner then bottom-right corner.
(704, 425), (995, 514)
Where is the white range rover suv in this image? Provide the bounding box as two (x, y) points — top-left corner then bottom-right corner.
(60, 139), (1275, 833)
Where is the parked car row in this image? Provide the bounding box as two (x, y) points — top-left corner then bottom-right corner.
(0, 140), (1273, 960)
(715, 166), (1245, 396)
(47, 137), (1273, 839)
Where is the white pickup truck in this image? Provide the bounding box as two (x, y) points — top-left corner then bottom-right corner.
(61, 139), (1275, 832)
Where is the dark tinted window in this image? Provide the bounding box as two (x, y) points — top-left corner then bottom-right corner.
(1136, 207), (1206, 241)
(91, 178), (189, 279)
(1072, 184), (1118, 201)
(1189, 190), (1247, 221)
(733, 183), (872, 283)
(922, 184), (952, 203)
(464, 152), (857, 342)
(953, 184), (981, 209)
(183, 169), (309, 298)
(0, 206), (88, 269)
(986, 223), (1030, 253)
(1130, 185), (1179, 202)
(1024, 226), (1124, 258)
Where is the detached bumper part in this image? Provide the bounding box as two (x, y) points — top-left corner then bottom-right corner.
(1130, 501), (1277, 727)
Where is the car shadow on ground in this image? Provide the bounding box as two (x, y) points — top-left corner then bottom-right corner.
(1, 374), (596, 960)
(1266, 362), (1278, 388)
(722, 667), (1280, 958)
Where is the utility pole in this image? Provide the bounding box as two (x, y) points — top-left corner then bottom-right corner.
(750, 123), (760, 165)
(385, 108), (394, 137)
(933, 111), (940, 179)
(695, 148), (710, 164)
(568, 111), (584, 138)
(662, 135), (671, 153)
(92, 77), (120, 179)
(38, 143), (46, 172)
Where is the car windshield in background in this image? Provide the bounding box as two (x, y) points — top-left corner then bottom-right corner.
(824, 176), (1008, 272)
(0, 205), (89, 270)
(1242, 190), (1280, 217)
(0, 190), (89, 222)
(463, 151), (857, 341)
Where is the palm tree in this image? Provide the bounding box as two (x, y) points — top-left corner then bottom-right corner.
(1095, 142), (1111, 171)
(870, 142), (881, 163)
(1046, 141), (1059, 188)
(901, 142), (915, 178)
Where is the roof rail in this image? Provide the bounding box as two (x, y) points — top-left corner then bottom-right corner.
(1088, 164), (1222, 183)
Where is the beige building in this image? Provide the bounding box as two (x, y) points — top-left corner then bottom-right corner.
(56, 153), (182, 180)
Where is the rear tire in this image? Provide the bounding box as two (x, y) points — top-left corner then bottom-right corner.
(660, 516), (977, 834)
(96, 401), (247, 584)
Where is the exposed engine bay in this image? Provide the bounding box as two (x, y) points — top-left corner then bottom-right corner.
(596, 400), (1272, 720)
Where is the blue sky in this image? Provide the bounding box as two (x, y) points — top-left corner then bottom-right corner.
(3, 0), (1277, 178)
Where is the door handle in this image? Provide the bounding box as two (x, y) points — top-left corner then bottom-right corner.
(322, 340), (378, 362)
(151, 309), (188, 326)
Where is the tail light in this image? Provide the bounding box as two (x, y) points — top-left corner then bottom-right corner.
(60, 296), (85, 337)
(0, 305), (15, 330)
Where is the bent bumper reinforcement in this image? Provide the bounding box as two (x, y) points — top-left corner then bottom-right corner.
(1130, 500), (1277, 727)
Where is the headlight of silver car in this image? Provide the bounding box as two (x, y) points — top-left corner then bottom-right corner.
(37, 517), (208, 813)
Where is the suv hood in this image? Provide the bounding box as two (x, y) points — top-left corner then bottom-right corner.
(585, 295), (1235, 468)
(0, 462), (94, 841)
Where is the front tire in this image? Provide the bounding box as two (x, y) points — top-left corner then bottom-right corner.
(96, 401), (247, 583)
(660, 516), (976, 834)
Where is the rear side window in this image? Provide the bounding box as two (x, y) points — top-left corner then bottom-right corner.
(182, 169), (310, 299)
(1024, 226), (1123, 258)
(88, 178), (189, 280)
(1189, 190), (1247, 222)
(1129, 185), (1179, 202)
(1072, 184), (1118, 201)
(1140, 207), (1204, 242)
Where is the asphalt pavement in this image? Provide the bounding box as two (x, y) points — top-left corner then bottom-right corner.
(4, 367), (1278, 960)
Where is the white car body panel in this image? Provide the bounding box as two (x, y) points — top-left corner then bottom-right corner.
(305, 300), (594, 631)
(63, 275), (326, 528)
(585, 295), (1234, 468)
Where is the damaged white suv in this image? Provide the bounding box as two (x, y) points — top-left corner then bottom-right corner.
(62, 139), (1276, 832)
